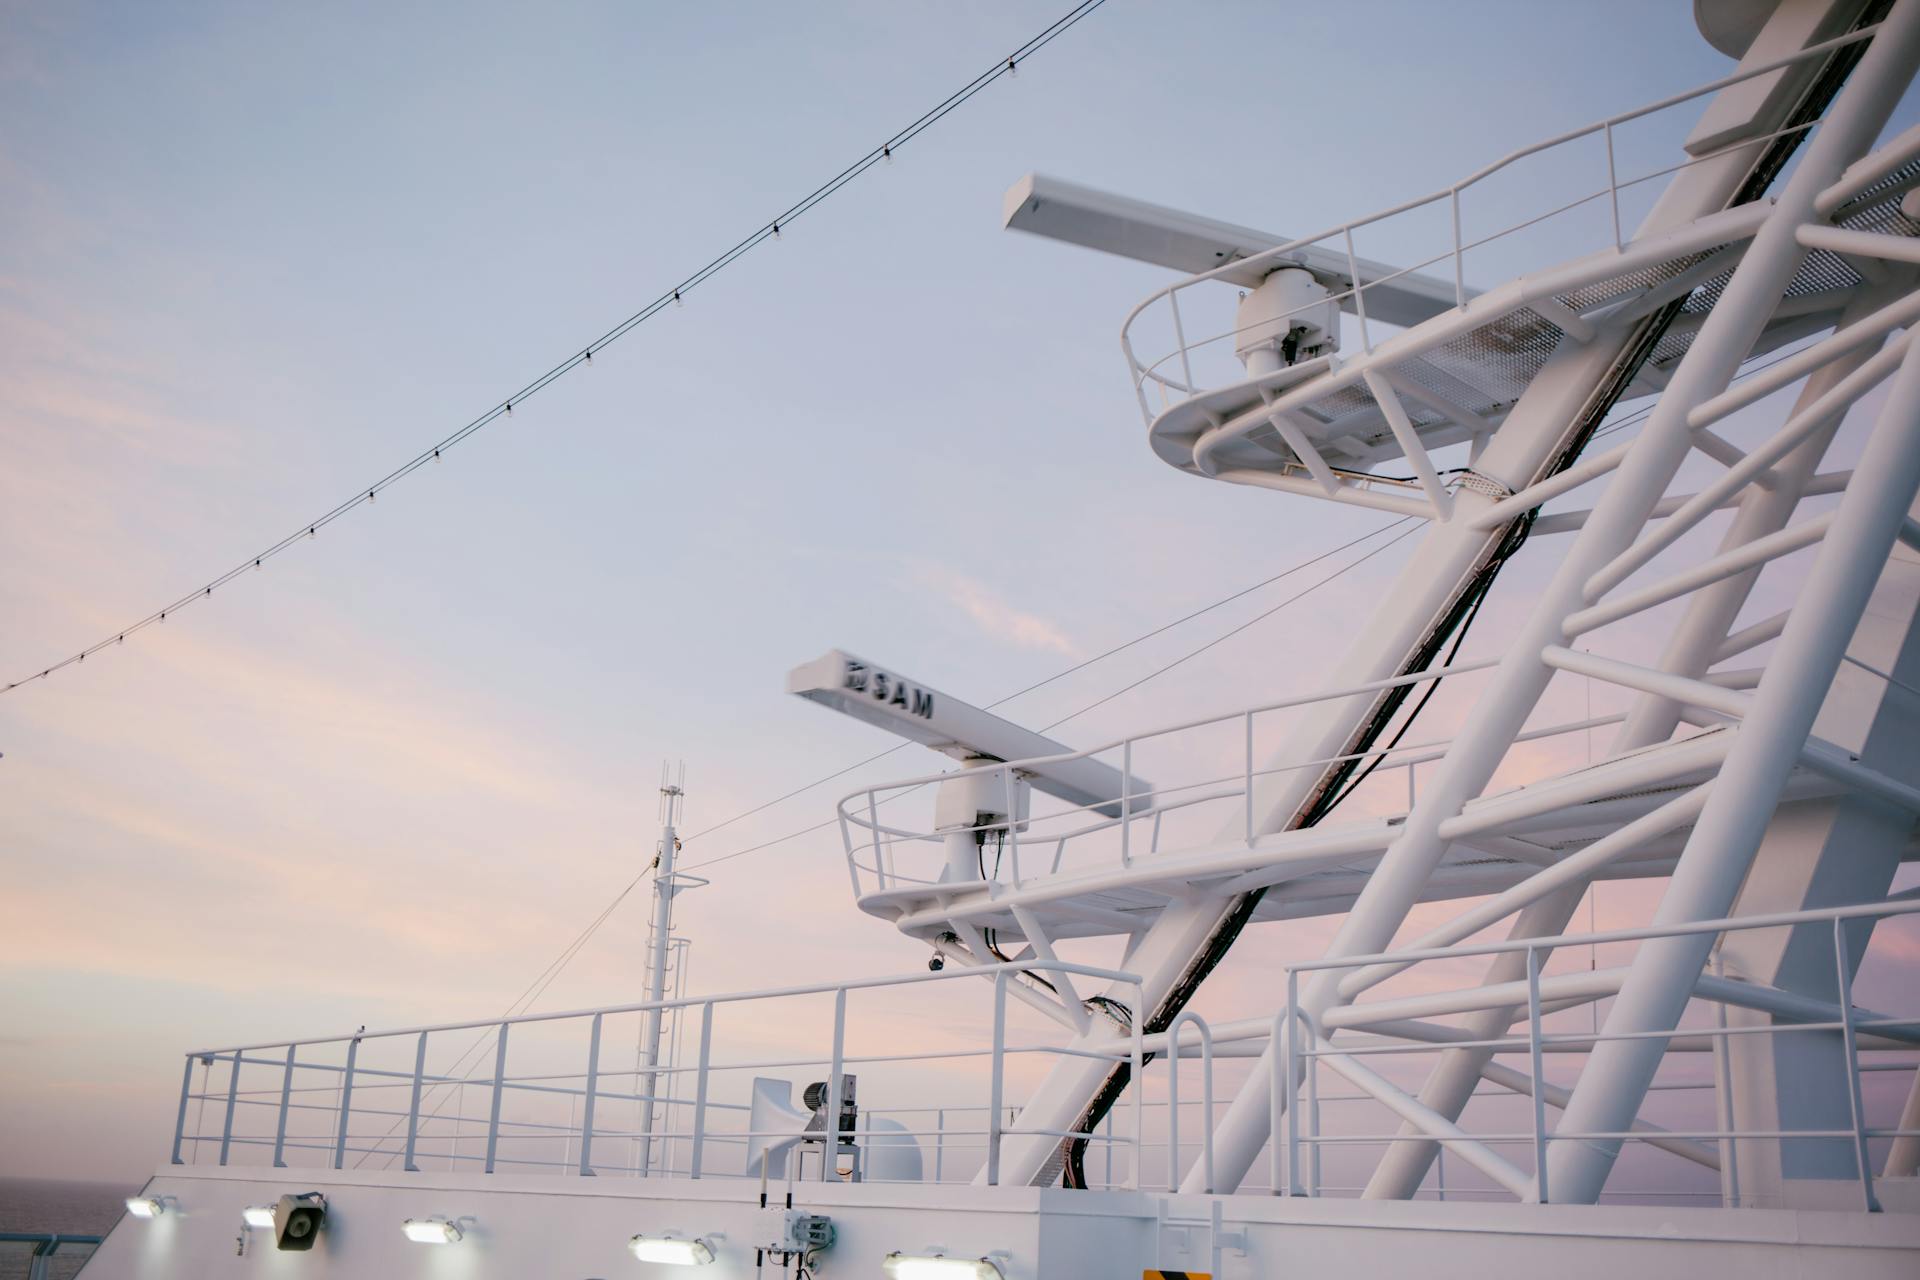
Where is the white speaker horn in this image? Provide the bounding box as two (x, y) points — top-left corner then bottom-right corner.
(746, 1077), (815, 1180)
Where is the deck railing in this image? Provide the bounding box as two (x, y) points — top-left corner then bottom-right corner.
(1118, 24), (1885, 422)
(1258, 898), (1920, 1207)
(170, 959), (1145, 1190)
(0, 1233), (102, 1280)
(834, 654), (1637, 899)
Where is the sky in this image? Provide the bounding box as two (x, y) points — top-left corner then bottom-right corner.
(2, 0), (1912, 1189)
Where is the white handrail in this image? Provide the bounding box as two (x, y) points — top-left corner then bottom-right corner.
(1118, 24), (1878, 423)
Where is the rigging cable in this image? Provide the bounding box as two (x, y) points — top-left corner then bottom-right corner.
(2, 0), (1113, 697)
(441, 514), (1421, 1053)
(676, 515), (1420, 876)
(678, 515), (1417, 847)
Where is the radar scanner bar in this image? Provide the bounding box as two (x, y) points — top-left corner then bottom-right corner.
(787, 649), (1142, 821)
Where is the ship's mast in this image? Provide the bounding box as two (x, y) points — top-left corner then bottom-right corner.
(635, 763), (685, 1176)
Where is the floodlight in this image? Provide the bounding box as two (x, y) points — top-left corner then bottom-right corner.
(881, 1253), (1004, 1280)
(241, 1205), (275, 1229)
(124, 1197), (164, 1220)
(401, 1217), (462, 1245)
(629, 1234), (715, 1264)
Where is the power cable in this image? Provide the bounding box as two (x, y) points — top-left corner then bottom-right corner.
(2, 0), (1112, 696)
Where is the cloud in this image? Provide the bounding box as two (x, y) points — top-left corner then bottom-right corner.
(916, 564), (1079, 657)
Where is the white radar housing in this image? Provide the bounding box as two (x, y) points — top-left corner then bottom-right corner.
(787, 650), (1144, 819)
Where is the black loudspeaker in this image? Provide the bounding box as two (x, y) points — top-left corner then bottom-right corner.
(273, 1193), (327, 1251)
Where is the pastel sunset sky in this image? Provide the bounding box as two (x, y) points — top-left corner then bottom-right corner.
(4, 0), (1912, 1187)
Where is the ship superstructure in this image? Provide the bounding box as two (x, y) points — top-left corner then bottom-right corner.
(79, 2), (1920, 1275)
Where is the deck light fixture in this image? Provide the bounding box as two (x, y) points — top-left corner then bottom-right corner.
(241, 1205), (275, 1229)
(628, 1234), (715, 1265)
(124, 1197), (165, 1220)
(881, 1254), (1003, 1280)
(401, 1217), (463, 1245)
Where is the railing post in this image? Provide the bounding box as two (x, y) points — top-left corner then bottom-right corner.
(866, 792), (884, 889)
(403, 1033), (427, 1173)
(170, 1056), (195, 1165)
(1131, 984), (1145, 1192)
(1167, 1031), (1180, 1193)
(1604, 120), (1622, 251)
(1005, 767), (1022, 887)
(987, 972), (1007, 1185)
(275, 1045), (297, 1168)
(689, 1002), (714, 1178)
(1305, 1011), (1321, 1196)
(1269, 1010), (1287, 1195)
(1345, 226), (1373, 353)
(1450, 187), (1466, 309)
(1285, 972), (1301, 1195)
(333, 1037), (358, 1171)
(218, 1051), (241, 1166)
(1169, 288), (1196, 392)
(579, 1013), (603, 1176)
(1165, 1012), (1215, 1193)
(1121, 741), (1133, 866)
(1833, 917), (1881, 1212)
(1711, 949), (1741, 1208)
(1526, 945), (1549, 1203)
(935, 1108), (946, 1183)
(825, 988), (849, 1183)
(484, 1023), (509, 1174)
(1243, 712), (1255, 847)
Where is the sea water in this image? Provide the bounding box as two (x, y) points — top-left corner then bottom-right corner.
(0, 1178), (134, 1280)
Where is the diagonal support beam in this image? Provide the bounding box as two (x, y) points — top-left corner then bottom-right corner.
(1313, 1037), (1538, 1200)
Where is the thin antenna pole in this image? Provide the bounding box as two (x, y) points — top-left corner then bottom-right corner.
(635, 763), (684, 1176)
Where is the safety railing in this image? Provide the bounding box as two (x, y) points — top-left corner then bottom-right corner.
(1267, 898), (1920, 1209)
(0, 1233), (102, 1280)
(1118, 25), (1879, 423)
(170, 959), (1145, 1190)
(836, 654), (1637, 898)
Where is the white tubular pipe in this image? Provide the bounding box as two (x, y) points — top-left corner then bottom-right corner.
(1473, 440), (1634, 530)
(1714, 610), (1790, 662)
(1323, 968), (1625, 1030)
(1553, 320), (1920, 1202)
(1687, 286), (1920, 430)
(1798, 222), (1920, 266)
(1009, 905), (1089, 1035)
(1337, 786), (1712, 1001)
(1541, 646), (1753, 720)
(1566, 513), (1834, 636)
(1589, 332), (1910, 597)
(1313, 1039), (1537, 1200)
(1212, 467), (1437, 517)
(1886, 1068), (1920, 1177)
(1210, 2), (1920, 1203)
(1476, 1061), (1720, 1171)
(1816, 119), (1920, 215)
(1364, 370), (1455, 518)
(1526, 469), (1852, 536)
(1694, 972), (1920, 1045)
(1618, 281), (1908, 747)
